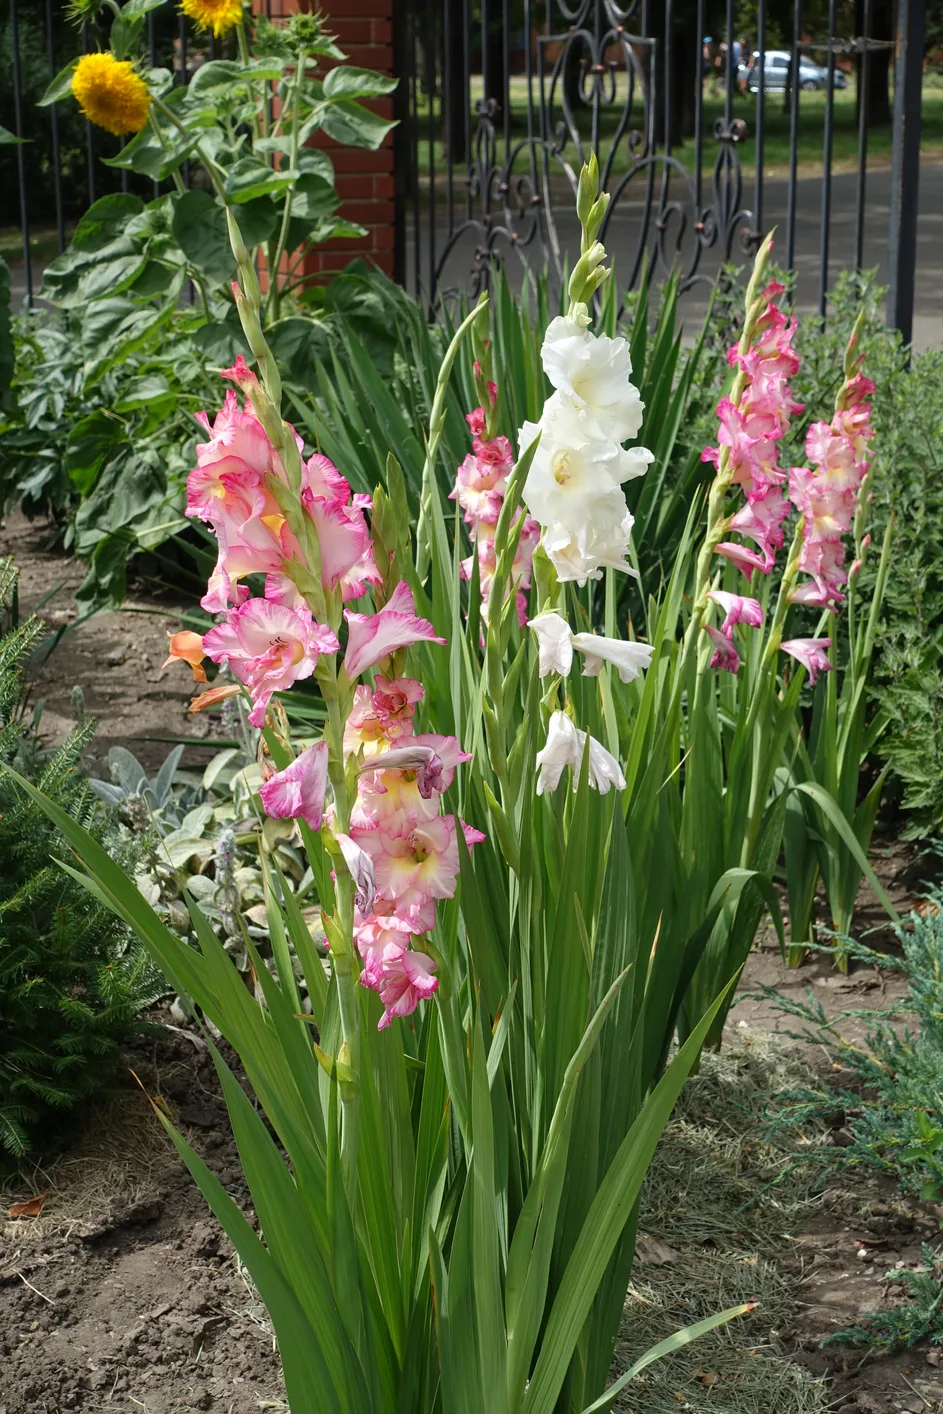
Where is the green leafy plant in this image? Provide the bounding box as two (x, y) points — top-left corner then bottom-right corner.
(0, 559), (164, 1162)
(762, 890), (943, 1206)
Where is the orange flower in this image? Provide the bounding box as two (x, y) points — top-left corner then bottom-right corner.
(189, 683), (242, 714)
(162, 631), (208, 683)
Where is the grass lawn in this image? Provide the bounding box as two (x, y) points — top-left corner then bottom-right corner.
(416, 76), (943, 187)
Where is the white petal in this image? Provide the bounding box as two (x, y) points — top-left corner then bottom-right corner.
(570, 634), (654, 684)
(527, 611), (574, 677)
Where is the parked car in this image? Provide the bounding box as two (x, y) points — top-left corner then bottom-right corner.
(741, 49), (848, 92)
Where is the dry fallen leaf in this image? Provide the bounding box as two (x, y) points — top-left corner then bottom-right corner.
(8, 1192), (48, 1219)
(635, 1234), (681, 1266)
(692, 1370), (719, 1386)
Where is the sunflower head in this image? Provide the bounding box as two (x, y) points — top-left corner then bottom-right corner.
(180, 0), (245, 38)
(71, 52), (151, 137)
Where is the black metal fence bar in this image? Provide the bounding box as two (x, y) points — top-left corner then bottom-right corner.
(887, 0), (924, 345)
(785, 0), (803, 274)
(753, 1), (767, 237)
(855, 0), (872, 273)
(45, 0), (65, 256)
(818, 0), (838, 318)
(10, 0), (32, 307)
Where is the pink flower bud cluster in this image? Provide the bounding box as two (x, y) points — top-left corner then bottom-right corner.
(702, 283), (803, 578)
(788, 371), (875, 608)
(451, 405), (539, 626)
(342, 676), (484, 1029)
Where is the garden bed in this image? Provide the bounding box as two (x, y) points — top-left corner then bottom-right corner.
(1, 973), (937, 1414)
(0, 523), (939, 1414)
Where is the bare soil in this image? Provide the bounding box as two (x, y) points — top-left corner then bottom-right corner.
(1, 525), (940, 1414)
(1, 510), (215, 775)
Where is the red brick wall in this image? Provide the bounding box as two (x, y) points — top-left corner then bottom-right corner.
(254, 0), (397, 281)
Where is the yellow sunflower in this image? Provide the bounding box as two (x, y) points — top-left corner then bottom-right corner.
(71, 52), (151, 137)
(180, 0), (245, 38)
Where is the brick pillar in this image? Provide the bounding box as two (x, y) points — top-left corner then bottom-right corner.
(258, 0), (397, 282)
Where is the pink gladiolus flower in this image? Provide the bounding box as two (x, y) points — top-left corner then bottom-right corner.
(375, 948), (439, 1030)
(354, 815), (483, 913)
(187, 391), (275, 526)
(706, 590), (764, 636)
(728, 487), (789, 562)
(450, 444), (512, 526)
(781, 637), (833, 683)
(705, 624), (741, 673)
(299, 452), (381, 603)
(258, 741), (330, 830)
(715, 540), (773, 577)
(264, 573), (305, 609)
(203, 598), (339, 727)
(344, 582), (447, 680)
(344, 676), (424, 757)
(465, 406), (486, 437)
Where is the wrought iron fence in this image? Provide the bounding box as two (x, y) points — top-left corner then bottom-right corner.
(2, 0), (928, 341)
(394, 0), (926, 342)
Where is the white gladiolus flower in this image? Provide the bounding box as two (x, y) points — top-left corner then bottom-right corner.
(519, 395), (628, 531)
(527, 612), (574, 677)
(541, 315), (647, 444)
(586, 735), (627, 793)
(535, 711), (581, 794)
(542, 512), (639, 585)
(528, 616), (654, 684)
(570, 634), (655, 683)
(535, 710), (626, 795)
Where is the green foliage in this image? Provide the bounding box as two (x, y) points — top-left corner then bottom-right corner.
(763, 892), (943, 1205)
(0, 560), (163, 1163)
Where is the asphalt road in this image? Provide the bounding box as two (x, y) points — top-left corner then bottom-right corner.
(412, 159), (943, 353)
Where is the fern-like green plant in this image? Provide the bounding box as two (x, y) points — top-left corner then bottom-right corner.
(0, 559), (164, 1163)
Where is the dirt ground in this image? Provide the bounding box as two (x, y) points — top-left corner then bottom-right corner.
(1, 510), (216, 775)
(2, 519), (941, 1414)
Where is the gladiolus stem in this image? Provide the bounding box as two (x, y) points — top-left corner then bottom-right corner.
(416, 297), (487, 580)
(266, 46), (307, 324)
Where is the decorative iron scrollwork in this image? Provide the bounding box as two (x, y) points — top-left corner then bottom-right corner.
(428, 0), (758, 311)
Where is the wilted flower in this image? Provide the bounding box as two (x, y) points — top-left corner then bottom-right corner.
(704, 625), (741, 674)
(535, 711), (625, 795)
(781, 637), (833, 684)
(706, 590), (765, 637)
(259, 742), (330, 831)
